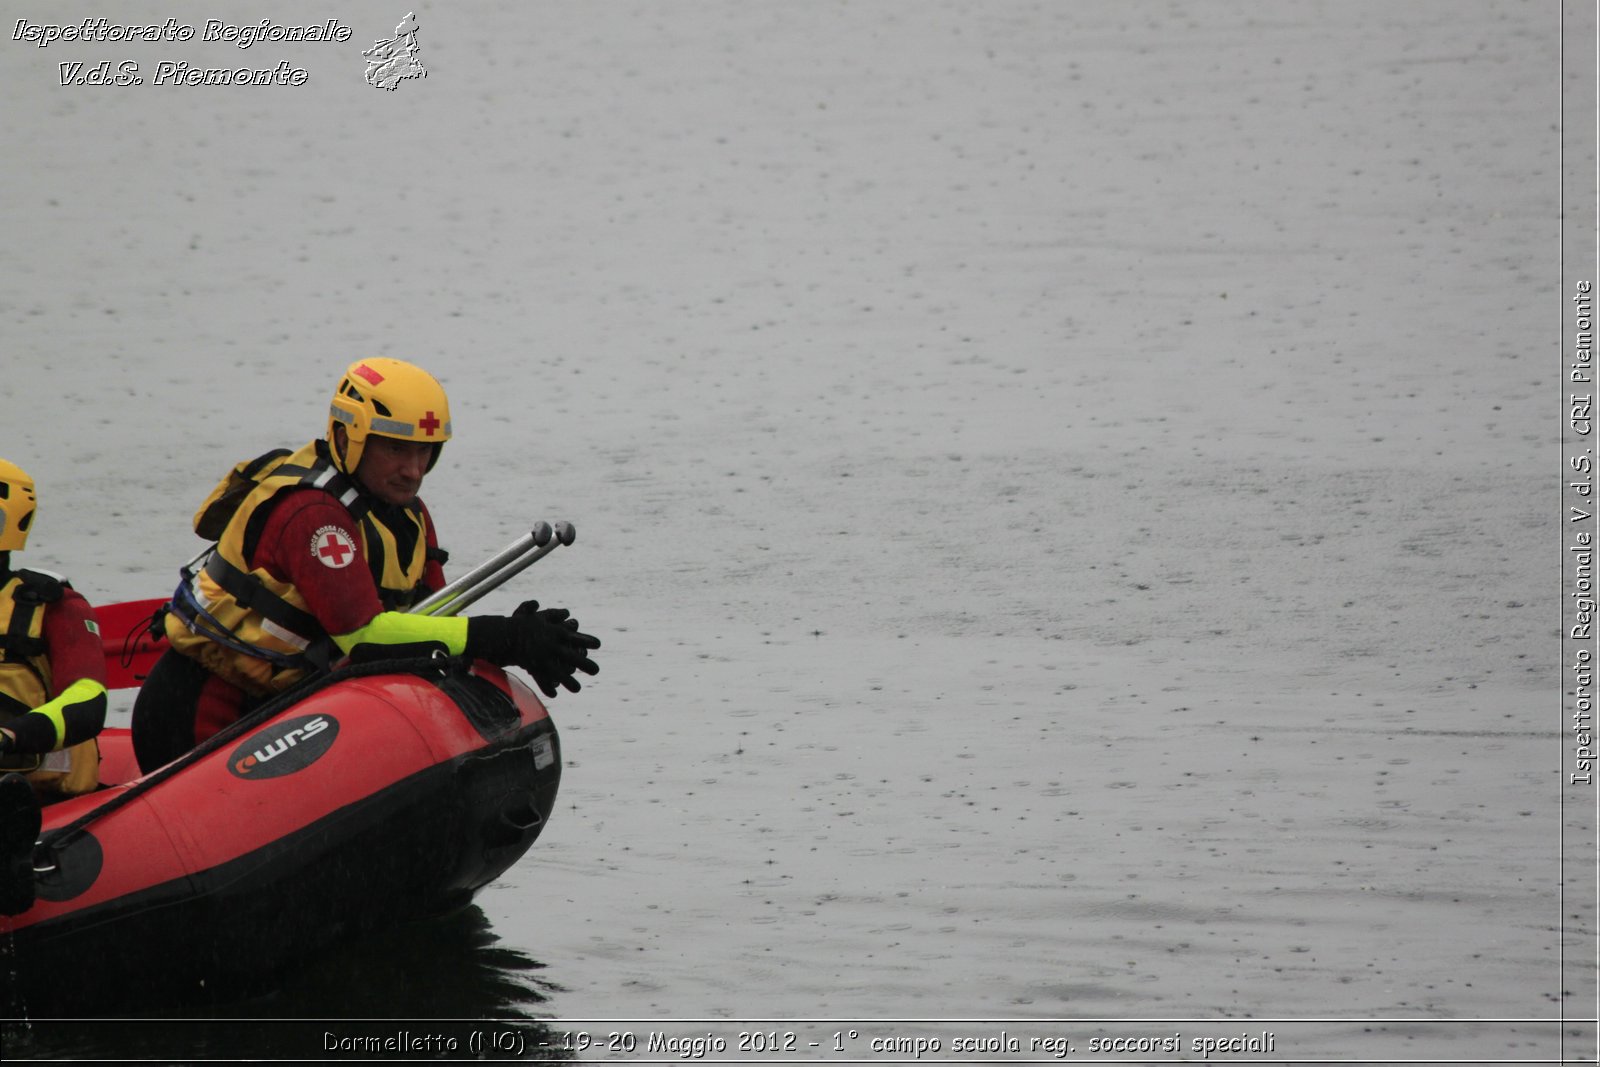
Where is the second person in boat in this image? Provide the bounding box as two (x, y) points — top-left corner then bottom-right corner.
(131, 358), (601, 773)
(0, 458), (108, 799)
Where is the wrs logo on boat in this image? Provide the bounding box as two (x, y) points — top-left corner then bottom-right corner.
(229, 714), (339, 779)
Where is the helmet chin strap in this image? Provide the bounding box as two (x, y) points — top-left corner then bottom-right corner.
(329, 424), (360, 477)
(327, 431), (382, 501)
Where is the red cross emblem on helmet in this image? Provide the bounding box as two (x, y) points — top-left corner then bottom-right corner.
(311, 526), (358, 569)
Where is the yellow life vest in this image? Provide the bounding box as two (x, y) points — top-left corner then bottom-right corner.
(164, 441), (434, 695)
(0, 570), (101, 797)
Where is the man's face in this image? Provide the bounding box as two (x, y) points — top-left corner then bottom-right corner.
(355, 434), (434, 506)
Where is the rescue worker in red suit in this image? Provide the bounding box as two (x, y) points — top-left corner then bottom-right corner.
(0, 458), (108, 798)
(130, 359), (600, 774)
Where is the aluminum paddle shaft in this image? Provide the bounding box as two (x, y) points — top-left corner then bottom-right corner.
(408, 521), (576, 617)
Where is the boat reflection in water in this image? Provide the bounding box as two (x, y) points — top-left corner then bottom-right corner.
(2, 905), (576, 1061)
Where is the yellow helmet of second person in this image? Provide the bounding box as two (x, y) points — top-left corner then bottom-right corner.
(0, 459), (37, 553)
(326, 359), (453, 476)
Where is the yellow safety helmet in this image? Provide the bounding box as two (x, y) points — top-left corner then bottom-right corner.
(326, 359), (452, 476)
(0, 459), (37, 553)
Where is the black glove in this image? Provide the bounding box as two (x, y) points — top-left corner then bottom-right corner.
(512, 600), (601, 696)
(467, 601), (601, 699)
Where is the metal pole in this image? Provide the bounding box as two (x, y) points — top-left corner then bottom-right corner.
(408, 522), (574, 617)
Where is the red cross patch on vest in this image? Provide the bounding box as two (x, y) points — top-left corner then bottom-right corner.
(311, 525), (358, 569)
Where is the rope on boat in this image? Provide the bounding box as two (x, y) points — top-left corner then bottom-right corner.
(37, 524), (575, 863)
(39, 649), (465, 855)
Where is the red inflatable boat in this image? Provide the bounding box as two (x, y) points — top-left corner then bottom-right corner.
(0, 527), (575, 1016)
